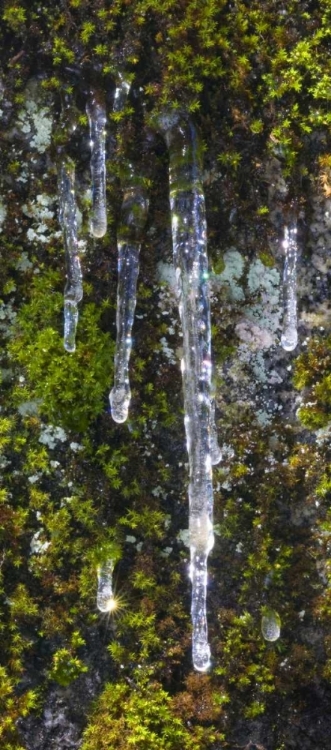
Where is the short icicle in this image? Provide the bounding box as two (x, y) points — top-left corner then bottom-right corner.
(86, 93), (107, 238)
(281, 223), (298, 352)
(261, 608), (281, 642)
(97, 559), (115, 613)
(58, 157), (83, 353)
(158, 111), (221, 671)
(110, 168), (149, 423)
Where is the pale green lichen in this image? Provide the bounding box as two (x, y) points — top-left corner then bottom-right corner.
(246, 259), (281, 335)
(15, 252), (33, 272)
(23, 194), (55, 244)
(214, 249), (245, 302)
(17, 399), (42, 416)
(39, 424), (67, 449)
(17, 81), (52, 154)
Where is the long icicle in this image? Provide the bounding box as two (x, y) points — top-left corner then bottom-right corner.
(109, 75), (150, 423)
(281, 222), (298, 352)
(58, 157), (83, 353)
(86, 93), (107, 238)
(158, 112), (221, 671)
(110, 169), (149, 422)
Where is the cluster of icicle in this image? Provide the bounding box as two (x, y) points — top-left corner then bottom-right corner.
(57, 87), (299, 667)
(108, 108), (222, 670)
(58, 77), (130, 353)
(57, 85), (222, 668)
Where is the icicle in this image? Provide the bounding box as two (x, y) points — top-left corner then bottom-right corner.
(58, 157), (83, 353)
(210, 398), (222, 465)
(281, 223), (298, 352)
(86, 94), (107, 238)
(97, 559), (116, 613)
(261, 608), (281, 642)
(110, 172), (149, 423)
(113, 73), (130, 113)
(158, 112), (220, 671)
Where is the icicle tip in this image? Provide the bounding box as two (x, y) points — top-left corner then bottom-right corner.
(109, 385), (131, 423)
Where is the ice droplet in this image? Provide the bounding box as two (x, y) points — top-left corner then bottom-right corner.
(97, 560), (115, 613)
(261, 609), (281, 642)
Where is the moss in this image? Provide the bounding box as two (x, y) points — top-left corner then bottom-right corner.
(48, 645), (88, 687)
(293, 336), (331, 429)
(2, 4), (27, 32)
(2, 1), (331, 747)
(8, 270), (114, 432)
(82, 677), (220, 750)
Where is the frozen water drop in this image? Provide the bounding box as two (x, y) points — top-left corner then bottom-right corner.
(281, 329), (298, 352)
(261, 609), (281, 642)
(64, 300), (78, 353)
(97, 560), (115, 613)
(110, 384), (131, 424)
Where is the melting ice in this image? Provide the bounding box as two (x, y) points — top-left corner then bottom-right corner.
(261, 608), (281, 642)
(158, 112), (221, 671)
(58, 157), (83, 353)
(109, 174), (149, 422)
(281, 223), (298, 352)
(82, 94), (221, 670)
(87, 94), (107, 238)
(97, 560), (115, 613)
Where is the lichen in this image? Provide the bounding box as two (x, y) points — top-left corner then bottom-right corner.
(1, 1), (331, 747)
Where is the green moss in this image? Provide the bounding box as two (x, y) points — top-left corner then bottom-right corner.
(3, 4), (27, 31)
(82, 677), (219, 750)
(9, 270), (113, 432)
(2, 2), (331, 747)
(293, 336), (331, 429)
(49, 646), (88, 687)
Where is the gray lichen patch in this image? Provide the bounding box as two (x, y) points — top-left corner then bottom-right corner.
(23, 193), (56, 245)
(213, 248), (245, 302)
(16, 78), (53, 154)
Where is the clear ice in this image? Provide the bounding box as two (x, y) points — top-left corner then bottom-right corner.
(97, 560), (115, 613)
(113, 73), (131, 113)
(86, 94), (107, 238)
(110, 171), (149, 423)
(210, 398), (222, 465)
(158, 112), (221, 672)
(261, 608), (281, 642)
(281, 223), (298, 352)
(58, 157), (83, 353)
